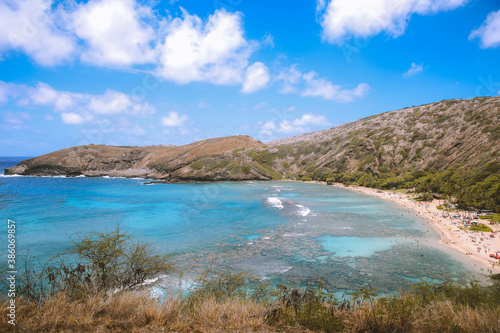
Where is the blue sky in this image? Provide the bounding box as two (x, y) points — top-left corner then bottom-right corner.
(0, 0), (499, 156)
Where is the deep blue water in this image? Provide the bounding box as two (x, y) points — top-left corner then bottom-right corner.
(0, 157), (479, 293)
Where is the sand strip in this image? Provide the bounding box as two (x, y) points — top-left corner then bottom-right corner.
(295, 180), (500, 273)
(324, 183), (500, 273)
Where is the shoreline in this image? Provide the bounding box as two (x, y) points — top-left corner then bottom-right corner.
(3, 173), (499, 273)
(311, 181), (500, 274)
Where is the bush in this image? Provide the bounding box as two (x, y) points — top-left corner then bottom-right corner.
(189, 270), (248, 302)
(241, 164), (251, 174)
(469, 224), (493, 232)
(189, 161), (204, 170)
(479, 214), (500, 222)
(12, 226), (174, 303)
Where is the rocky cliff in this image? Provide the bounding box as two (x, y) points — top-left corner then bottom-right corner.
(265, 96), (500, 178)
(5, 135), (271, 181)
(5, 97), (500, 182)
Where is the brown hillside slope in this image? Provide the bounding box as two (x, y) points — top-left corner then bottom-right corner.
(5, 135), (270, 181)
(6, 97), (500, 182)
(266, 96), (500, 176)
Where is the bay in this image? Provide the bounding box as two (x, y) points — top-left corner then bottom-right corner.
(0, 157), (478, 294)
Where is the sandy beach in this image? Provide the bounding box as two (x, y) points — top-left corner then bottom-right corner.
(323, 182), (500, 274)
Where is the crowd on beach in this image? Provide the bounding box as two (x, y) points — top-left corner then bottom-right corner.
(332, 184), (500, 274)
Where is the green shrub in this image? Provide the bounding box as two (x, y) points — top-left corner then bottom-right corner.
(241, 164), (251, 174)
(190, 161), (204, 170)
(469, 224), (493, 232)
(479, 214), (500, 222)
(13, 226), (173, 303)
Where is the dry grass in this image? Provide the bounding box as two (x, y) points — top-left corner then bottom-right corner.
(338, 299), (500, 332)
(3, 291), (500, 332)
(0, 291), (285, 332)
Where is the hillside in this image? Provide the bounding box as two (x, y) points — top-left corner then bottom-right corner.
(6, 96), (500, 190)
(266, 96), (500, 177)
(4, 135), (271, 181)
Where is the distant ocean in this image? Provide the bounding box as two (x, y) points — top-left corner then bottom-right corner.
(0, 157), (479, 293)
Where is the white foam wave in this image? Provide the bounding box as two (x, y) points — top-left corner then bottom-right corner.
(141, 274), (170, 286)
(266, 197), (283, 209)
(283, 232), (305, 237)
(295, 204), (310, 216)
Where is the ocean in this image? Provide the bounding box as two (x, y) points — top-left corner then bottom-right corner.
(0, 157), (479, 294)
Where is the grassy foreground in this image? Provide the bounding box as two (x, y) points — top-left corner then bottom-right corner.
(2, 276), (500, 332)
(2, 227), (500, 332)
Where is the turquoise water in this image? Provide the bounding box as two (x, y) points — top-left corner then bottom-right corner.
(0, 158), (478, 293)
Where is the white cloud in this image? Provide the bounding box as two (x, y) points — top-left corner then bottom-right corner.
(277, 66), (369, 102)
(259, 114), (329, 136)
(61, 112), (85, 125)
(403, 62), (424, 77)
(30, 82), (74, 111)
(261, 33), (274, 48)
(319, 0), (469, 44)
(70, 0), (156, 67)
(291, 114), (328, 127)
(276, 65), (302, 94)
(30, 85), (155, 116)
(278, 114), (330, 133)
(469, 10), (500, 49)
(88, 90), (132, 115)
(156, 8), (254, 85)
(129, 102), (156, 116)
(302, 71), (369, 102)
(3, 111), (26, 125)
(0, 80), (156, 123)
(161, 111), (188, 127)
(241, 62), (270, 93)
(259, 120), (277, 136)
(0, 2), (267, 92)
(0, 0), (75, 66)
(0, 82), (9, 105)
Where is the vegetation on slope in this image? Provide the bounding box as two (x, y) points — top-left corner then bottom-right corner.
(289, 161), (499, 212)
(4, 97), (499, 207)
(267, 97), (500, 212)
